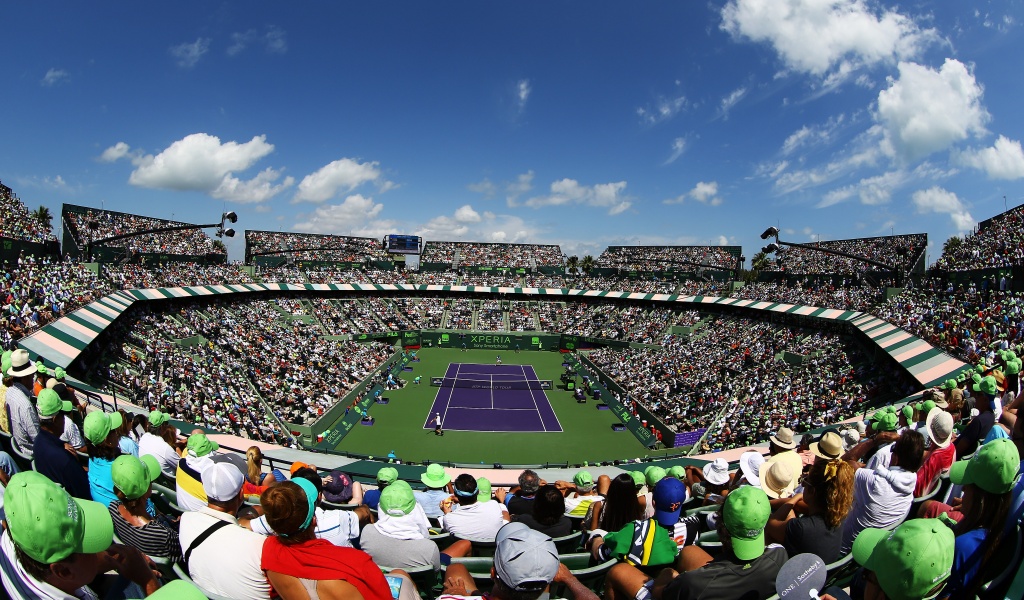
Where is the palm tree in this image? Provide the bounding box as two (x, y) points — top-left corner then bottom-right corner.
(566, 255), (579, 275)
(750, 251), (770, 272)
(212, 240), (227, 253)
(580, 255), (595, 275)
(942, 235), (962, 256)
(33, 206), (53, 232)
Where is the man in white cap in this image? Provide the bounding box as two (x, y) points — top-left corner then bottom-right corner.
(440, 522), (599, 600)
(5, 349), (39, 457)
(178, 463), (270, 599)
(914, 410), (956, 497)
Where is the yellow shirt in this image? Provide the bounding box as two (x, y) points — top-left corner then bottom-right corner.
(0, 382), (9, 434)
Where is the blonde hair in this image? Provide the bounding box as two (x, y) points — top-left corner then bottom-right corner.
(246, 446), (263, 485)
(804, 458), (854, 529)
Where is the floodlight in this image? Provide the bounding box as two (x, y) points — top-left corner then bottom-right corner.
(762, 243), (780, 254)
(223, 211), (238, 224)
(760, 226), (779, 240)
(222, 228), (236, 238)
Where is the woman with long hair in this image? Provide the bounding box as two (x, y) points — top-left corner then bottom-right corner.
(116, 408), (140, 457)
(942, 439), (1018, 599)
(586, 473), (644, 532)
(246, 446), (278, 487)
(260, 480), (394, 600)
(513, 484), (573, 536)
(765, 458), (854, 563)
(84, 410), (126, 507)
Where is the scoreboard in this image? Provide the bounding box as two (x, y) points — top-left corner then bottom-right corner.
(386, 234), (421, 254)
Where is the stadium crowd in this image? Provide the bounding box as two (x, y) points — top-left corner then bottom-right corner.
(246, 231), (389, 262)
(421, 241), (563, 268)
(597, 245), (738, 271)
(763, 234), (926, 275)
(0, 183), (57, 243)
(932, 204), (1024, 271)
(65, 207), (225, 257)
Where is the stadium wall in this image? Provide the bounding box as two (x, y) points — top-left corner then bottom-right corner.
(0, 237), (59, 263)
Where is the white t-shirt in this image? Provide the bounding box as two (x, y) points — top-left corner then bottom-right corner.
(139, 432), (181, 479)
(442, 501), (507, 541)
(179, 507), (270, 600)
(564, 494), (603, 518)
(840, 465), (916, 555)
(250, 507), (361, 547)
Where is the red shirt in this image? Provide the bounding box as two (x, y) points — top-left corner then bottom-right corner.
(915, 443), (957, 497)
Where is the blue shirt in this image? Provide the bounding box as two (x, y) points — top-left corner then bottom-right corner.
(946, 528), (987, 598)
(34, 428), (90, 500)
(1006, 459), (1024, 537)
(414, 489), (450, 519)
(89, 456), (119, 507)
(364, 489), (381, 511)
(119, 436), (140, 458)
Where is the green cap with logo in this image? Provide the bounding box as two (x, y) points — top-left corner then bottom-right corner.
(942, 379), (957, 390)
(36, 388), (71, 418)
(148, 410), (170, 427)
(972, 375), (999, 396)
(186, 432), (219, 457)
(4, 471), (114, 564)
(873, 410), (898, 432)
(853, 519), (954, 600)
(112, 454), (162, 500)
(477, 477), (493, 503)
(667, 465), (686, 480)
(722, 485), (772, 561)
(922, 399), (936, 415)
(54, 366), (66, 380)
(644, 466), (667, 487)
(377, 466), (399, 485)
(380, 480), (417, 517)
(573, 470), (594, 491)
(629, 471), (646, 487)
(83, 410), (124, 445)
(949, 438), (1021, 494)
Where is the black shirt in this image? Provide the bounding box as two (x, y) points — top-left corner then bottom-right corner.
(33, 428), (91, 500)
(662, 546), (788, 600)
(511, 513), (573, 538)
(782, 514), (843, 564)
(505, 494), (535, 516)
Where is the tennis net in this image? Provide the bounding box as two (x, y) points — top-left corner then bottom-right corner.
(430, 377), (552, 390)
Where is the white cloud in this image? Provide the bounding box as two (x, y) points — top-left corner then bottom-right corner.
(663, 181), (723, 206)
(293, 194), (393, 237)
(525, 179), (631, 215)
(719, 87), (747, 119)
(453, 204), (482, 223)
(104, 133), (291, 204)
(816, 162), (954, 208)
(229, 26), (288, 56)
(517, 79), (531, 112)
(505, 171), (535, 206)
(911, 186), (975, 232)
(781, 114), (845, 155)
(956, 135), (1024, 180)
(170, 38), (211, 69)
(721, 0), (938, 84)
(99, 142), (132, 163)
(664, 137), (687, 165)
(293, 158), (392, 203)
(467, 178), (497, 196)
(41, 68), (69, 87)
(876, 59), (989, 162)
(416, 209), (540, 243)
(636, 95), (687, 126)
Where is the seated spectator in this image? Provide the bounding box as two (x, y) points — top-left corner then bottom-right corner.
(361, 480), (458, 570)
(956, 375), (999, 458)
(363, 466), (398, 511)
(766, 459), (854, 564)
(109, 454), (181, 561)
(442, 473), (507, 541)
(556, 470), (604, 518)
(586, 473), (646, 533)
(440, 522), (599, 600)
(512, 484), (573, 537)
(245, 446), (280, 488)
(851, 519), (955, 600)
(138, 410), (181, 480)
(840, 429), (925, 555)
(685, 458), (731, 502)
(176, 433), (220, 512)
(495, 469), (542, 516)
(475, 477), (510, 520)
(415, 463), (452, 520)
(732, 451), (765, 489)
(915, 409), (957, 496)
(604, 486), (786, 600)
(843, 409), (899, 470)
(116, 410), (139, 458)
(0, 472), (160, 598)
(763, 427), (802, 491)
(48, 380), (86, 452)
(83, 410), (125, 508)
(32, 389), (88, 499)
(259, 479), (393, 600)
(249, 467), (369, 548)
(179, 462), (270, 599)
(759, 461), (796, 501)
(323, 470), (363, 506)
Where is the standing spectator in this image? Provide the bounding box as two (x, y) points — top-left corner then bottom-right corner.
(5, 350), (39, 457)
(415, 463), (452, 520)
(32, 389), (86, 498)
(442, 474), (508, 541)
(83, 411), (125, 508)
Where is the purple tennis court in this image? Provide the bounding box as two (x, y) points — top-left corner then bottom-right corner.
(423, 363), (563, 432)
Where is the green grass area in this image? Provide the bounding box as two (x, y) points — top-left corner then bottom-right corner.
(334, 348), (652, 465)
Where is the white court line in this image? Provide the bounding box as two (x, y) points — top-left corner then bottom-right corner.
(520, 364), (546, 432)
(525, 364), (564, 433)
(438, 363), (461, 429)
(490, 372), (494, 409)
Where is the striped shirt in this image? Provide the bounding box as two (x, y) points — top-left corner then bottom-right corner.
(0, 530), (100, 600)
(108, 502), (182, 560)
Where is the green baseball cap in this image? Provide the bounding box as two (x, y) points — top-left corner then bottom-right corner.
(1, 356), (11, 378)
(83, 410), (124, 445)
(4, 472), (114, 564)
(949, 438), (1020, 494)
(380, 480), (417, 516)
(722, 485), (771, 561)
(112, 454), (162, 500)
(147, 580), (209, 600)
(645, 466), (666, 487)
(942, 379), (957, 390)
(922, 400), (936, 414)
(36, 362), (48, 376)
(54, 367), (66, 380)
(186, 432), (219, 457)
(853, 519), (954, 600)
(666, 465), (686, 480)
(148, 410), (170, 427)
(376, 466), (399, 485)
(972, 375), (999, 396)
(874, 410), (898, 432)
(573, 470), (594, 490)
(420, 463), (450, 488)
(629, 471), (646, 487)
(477, 477), (493, 503)
(901, 405), (914, 421)
(36, 388), (71, 418)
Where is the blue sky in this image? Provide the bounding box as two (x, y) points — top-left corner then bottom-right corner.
(3, 1), (1024, 263)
